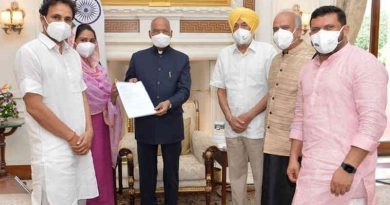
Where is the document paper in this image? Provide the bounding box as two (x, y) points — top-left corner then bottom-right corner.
(116, 81), (156, 118)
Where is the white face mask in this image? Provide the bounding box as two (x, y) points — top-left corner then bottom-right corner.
(273, 28), (295, 50)
(310, 26), (344, 54)
(76, 42), (96, 58)
(44, 17), (72, 42)
(151, 33), (171, 48)
(233, 28), (253, 45)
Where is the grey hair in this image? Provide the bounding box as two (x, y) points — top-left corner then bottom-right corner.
(277, 10), (302, 29)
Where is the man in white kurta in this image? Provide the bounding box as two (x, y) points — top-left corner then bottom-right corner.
(14, 1), (98, 204)
(210, 8), (276, 205)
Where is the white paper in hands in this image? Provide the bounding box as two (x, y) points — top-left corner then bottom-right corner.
(116, 81), (156, 118)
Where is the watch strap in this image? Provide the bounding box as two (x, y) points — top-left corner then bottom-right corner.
(341, 162), (357, 174)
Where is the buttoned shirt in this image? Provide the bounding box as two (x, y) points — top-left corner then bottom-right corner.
(289, 43), (388, 205)
(263, 41), (315, 156)
(125, 46), (191, 144)
(211, 41), (276, 139)
(14, 33), (98, 204)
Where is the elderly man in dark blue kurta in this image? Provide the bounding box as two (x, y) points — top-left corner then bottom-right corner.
(124, 16), (191, 205)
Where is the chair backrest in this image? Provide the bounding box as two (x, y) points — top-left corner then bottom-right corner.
(127, 99), (200, 133)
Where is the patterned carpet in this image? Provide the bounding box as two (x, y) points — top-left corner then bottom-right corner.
(2, 182), (389, 205)
(117, 185), (390, 205)
(116, 186), (255, 205)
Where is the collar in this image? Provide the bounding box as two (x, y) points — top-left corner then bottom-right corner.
(284, 40), (306, 55)
(152, 45), (172, 55)
(233, 41), (256, 55)
(282, 40), (312, 56)
(313, 42), (351, 66)
(39, 33), (70, 50)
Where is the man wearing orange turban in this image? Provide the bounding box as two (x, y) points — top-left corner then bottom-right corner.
(211, 7), (277, 205)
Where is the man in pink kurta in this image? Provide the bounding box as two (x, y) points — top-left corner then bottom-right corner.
(287, 6), (388, 205)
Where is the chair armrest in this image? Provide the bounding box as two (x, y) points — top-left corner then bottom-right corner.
(119, 132), (138, 166)
(191, 130), (216, 163)
(118, 132), (137, 194)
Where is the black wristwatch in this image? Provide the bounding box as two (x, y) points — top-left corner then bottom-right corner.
(341, 162), (357, 174)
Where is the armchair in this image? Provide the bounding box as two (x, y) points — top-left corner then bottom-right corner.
(116, 100), (217, 204)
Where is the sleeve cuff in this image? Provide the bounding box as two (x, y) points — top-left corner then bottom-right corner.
(20, 78), (43, 97)
(168, 97), (179, 109)
(351, 133), (380, 152)
(210, 81), (225, 89)
(289, 128), (303, 141)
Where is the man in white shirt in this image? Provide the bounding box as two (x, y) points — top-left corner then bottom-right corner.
(210, 7), (276, 205)
(14, 0), (98, 204)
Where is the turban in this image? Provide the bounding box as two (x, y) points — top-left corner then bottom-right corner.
(228, 7), (259, 33)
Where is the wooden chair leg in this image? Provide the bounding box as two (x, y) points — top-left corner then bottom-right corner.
(124, 150), (135, 205)
(117, 155), (123, 194)
(113, 167), (117, 205)
(206, 192), (211, 205)
(203, 147), (215, 205)
(129, 190), (135, 205)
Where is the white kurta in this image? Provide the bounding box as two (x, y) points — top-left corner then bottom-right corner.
(210, 41), (276, 139)
(14, 33), (98, 205)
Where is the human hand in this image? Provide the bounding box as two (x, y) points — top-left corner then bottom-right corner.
(111, 82), (119, 104)
(287, 158), (301, 183)
(237, 112), (253, 128)
(67, 132), (79, 148)
(228, 116), (246, 133)
(155, 100), (171, 116)
(72, 129), (93, 155)
(128, 78), (138, 83)
(330, 167), (354, 196)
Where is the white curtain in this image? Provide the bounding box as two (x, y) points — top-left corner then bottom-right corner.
(336, 0), (367, 44)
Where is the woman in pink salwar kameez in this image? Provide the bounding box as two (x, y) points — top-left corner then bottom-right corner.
(73, 24), (122, 205)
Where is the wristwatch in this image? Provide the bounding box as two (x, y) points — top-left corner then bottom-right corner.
(168, 102), (172, 109)
(341, 162), (357, 174)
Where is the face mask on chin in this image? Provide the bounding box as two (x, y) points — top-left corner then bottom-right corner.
(151, 33), (171, 48)
(233, 28), (253, 46)
(310, 26), (344, 54)
(43, 16), (72, 42)
(273, 28), (295, 50)
(76, 42), (96, 58)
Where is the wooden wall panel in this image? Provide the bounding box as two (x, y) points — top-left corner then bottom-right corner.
(180, 20), (230, 33)
(105, 19), (140, 33)
(244, 0), (255, 11)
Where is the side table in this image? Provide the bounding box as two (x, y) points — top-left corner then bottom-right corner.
(0, 118), (24, 177)
(209, 146), (228, 205)
(0, 119), (28, 195)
